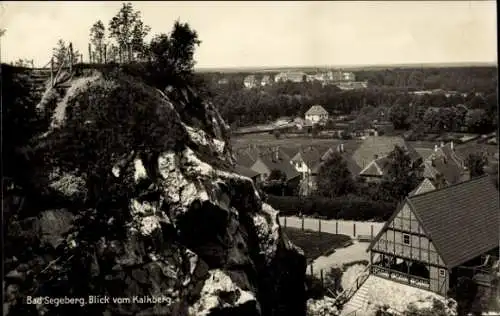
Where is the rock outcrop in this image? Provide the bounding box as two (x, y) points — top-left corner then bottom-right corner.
(3, 69), (307, 316)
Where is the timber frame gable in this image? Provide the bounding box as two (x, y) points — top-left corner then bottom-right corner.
(366, 175), (500, 296)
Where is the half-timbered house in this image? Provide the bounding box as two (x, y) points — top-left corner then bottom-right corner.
(367, 175), (499, 296)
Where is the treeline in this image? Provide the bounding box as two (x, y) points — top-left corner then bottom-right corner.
(354, 67), (497, 92)
(203, 77), (497, 133)
(265, 194), (395, 221)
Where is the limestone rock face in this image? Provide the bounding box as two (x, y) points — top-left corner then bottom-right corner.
(3, 71), (306, 316)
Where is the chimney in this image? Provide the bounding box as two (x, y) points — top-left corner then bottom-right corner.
(434, 144), (438, 152)
(450, 141), (454, 151)
(274, 147), (279, 161)
(336, 145), (340, 152)
(341, 143), (344, 152)
(374, 154), (379, 160)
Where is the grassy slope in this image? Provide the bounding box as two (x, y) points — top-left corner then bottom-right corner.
(283, 227), (351, 264)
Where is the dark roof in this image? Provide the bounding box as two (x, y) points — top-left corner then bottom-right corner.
(415, 148), (434, 161)
(235, 151), (257, 168)
(234, 146), (266, 167)
(259, 149), (300, 181)
(292, 146), (323, 170)
(424, 143), (468, 185)
(279, 146), (300, 159)
(432, 157), (467, 185)
(320, 144), (362, 176)
(305, 105), (328, 116)
(440, 143), (464, 166)
(408, 178), (436, 196)
(407, 175), (499, 268)
(359, 156), (390, 177)
(455, 143), (499, 162)
(352, 136), (420, 169)
(234, 164), (260, 179)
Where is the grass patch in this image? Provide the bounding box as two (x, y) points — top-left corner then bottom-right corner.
(283, 227), (351, 263)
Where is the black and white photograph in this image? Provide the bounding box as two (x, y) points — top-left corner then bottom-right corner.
(1, 1), (499, 316)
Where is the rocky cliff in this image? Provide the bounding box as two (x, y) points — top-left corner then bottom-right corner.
(3, 69), (306, 316)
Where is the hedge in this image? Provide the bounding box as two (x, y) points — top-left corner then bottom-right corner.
(265, 195), (396, 221)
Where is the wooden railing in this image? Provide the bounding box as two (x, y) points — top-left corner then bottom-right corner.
(371, 265), (430, 289)
(332, 264), (371, 307)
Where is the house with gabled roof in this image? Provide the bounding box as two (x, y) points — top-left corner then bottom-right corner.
(358, 155), (391, 182)
(305, 105), (329, 124)
(250, 147), (300, 184)
(234, 164), (261, 185)
(367, 175), (499, 296)
(321, 143), (362, 177)
(234, 145), (263, 167)
(408, 178), (436, 196)
(290, 146), (324, 195)
(352, 136), (421, 172)
(291, 146), (323, 176)
(421, 141), (469, 186)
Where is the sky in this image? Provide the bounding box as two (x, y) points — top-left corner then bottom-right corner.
(0, 1), (497, 68)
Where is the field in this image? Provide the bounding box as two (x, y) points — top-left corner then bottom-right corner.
(283, 227), (351, 263)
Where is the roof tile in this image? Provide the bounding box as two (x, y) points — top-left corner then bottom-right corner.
(407, 175), (499, 268)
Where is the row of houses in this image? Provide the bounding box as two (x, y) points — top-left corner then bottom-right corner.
(233, 136), (498, 196)
(240, 70), (358, 89)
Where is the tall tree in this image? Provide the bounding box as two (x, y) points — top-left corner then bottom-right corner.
(383, 145), (423, 201)
(315, 152), (355, 198)
(465, 153), (487, 178)
(147, 21), (201, 88)
(131, 19), (151, 61)
(389, 103), (410, 129)
(108, 3), (150, 62)
(166, 20), (201, 73)
(52, 39), (68, 69)
(89, 20), (106, 63)
(52, 39), (80, 68)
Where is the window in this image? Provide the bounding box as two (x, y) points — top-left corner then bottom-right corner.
(439, 269), (446, 277)
(403, 234), (410, 245)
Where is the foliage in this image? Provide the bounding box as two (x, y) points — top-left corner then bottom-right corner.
(466, 153), (488, 178)
(89, 20), (106, 63)
(316, 152), (356, 198)
(13, 58), (33, 67)
(269, 169), (286, 181)
(353, 113), (372, 131)
(380, 145), (423, 202)
(146, 21), (201, 88)
(42, 72), (187, 206)
(266, 194), (396, 221)
(1, 65), (41, 187)
(448, 276), (479, 316)
(108, 2), (150, 62)
(52, 39), (80, 67)
(203, 68), (497, 134)
(389, 102), (411, 129)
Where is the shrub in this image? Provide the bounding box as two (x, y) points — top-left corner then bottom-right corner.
(266, 195), (395, 221)
(305, 274), (327, 300)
